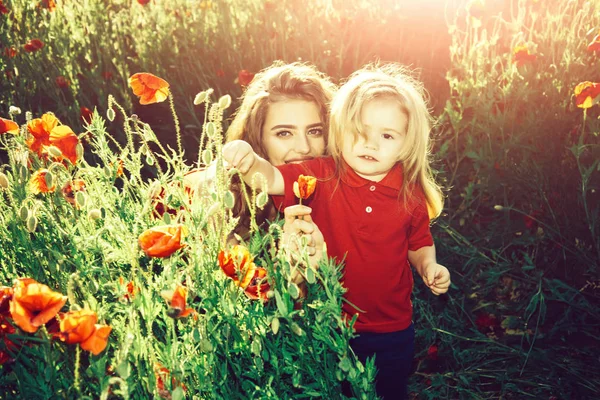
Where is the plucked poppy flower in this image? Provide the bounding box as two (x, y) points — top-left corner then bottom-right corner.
(26, 113), (59, 156)
(0, 117), (19, 135)
(9, 278), (67, 333)
(128, 73), (170, 105)
(23, 39), (44, 53)
(588, 32), (600, 53)
(574, 81), (600, 109)
(57, 309), (112, 355)
(61, 179), (86, 206)
(161, 285), (195, 319)
(29, 169), (56, 194)
(80, 106), (93, 124)
(138, 224), (186, 258)
(512, 45), (537, 66)
(39, 0), (56, 11)
(55, 76), (69, 88)
(293, 175), (317, 200)
(218, 245), (256, 289)
(0, 1), (9, 14)
(3, 46), (16, 58)
(238, 69), (255, 86)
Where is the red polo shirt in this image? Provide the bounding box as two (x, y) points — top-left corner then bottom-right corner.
(274, 157), (433, 333)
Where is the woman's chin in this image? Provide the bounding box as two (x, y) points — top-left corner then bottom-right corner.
(285, 157), (314, 164)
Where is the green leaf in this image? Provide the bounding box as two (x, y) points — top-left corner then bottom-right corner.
(274, 290), (288, 317)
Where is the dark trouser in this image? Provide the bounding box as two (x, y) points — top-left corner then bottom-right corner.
(350, 324), (415, 400)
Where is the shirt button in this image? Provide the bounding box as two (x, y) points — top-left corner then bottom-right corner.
(366, 206), (372, 213)
(369, 185), (376, 191)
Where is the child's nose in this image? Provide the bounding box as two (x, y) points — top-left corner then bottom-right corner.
(364, 135), (379, 150)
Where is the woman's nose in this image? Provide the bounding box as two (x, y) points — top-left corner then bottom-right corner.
(295, 133), (311, 154)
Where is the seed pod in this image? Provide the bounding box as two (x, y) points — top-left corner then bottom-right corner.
(88, 209), (102, 220)
(26, 215), (38, 233)
(271, 317), (280, 335)
(0, 172), (9, 189)
(290, 322), (304, 337)
(202, 149), (213, 166)
(218, 94), (232, 110)
(106, 108), (115, 122)
(256, 192), (268, 209)
(19, 205), (30, 221)
(224, 191), (235, 209)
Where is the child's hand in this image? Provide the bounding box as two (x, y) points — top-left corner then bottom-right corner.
(422, 263), (451, 295)
(222, 140), (257, 174)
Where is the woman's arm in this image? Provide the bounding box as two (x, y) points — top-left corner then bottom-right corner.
(222, 140), (284, 195)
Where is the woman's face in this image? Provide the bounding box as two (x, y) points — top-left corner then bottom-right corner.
(261, 99), (325, 166)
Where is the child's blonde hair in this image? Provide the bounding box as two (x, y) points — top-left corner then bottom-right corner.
(328, 63), (443, 219)
(226, 61), (337, 160)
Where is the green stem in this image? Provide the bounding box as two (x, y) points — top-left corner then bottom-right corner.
(169, 94), (183, 156)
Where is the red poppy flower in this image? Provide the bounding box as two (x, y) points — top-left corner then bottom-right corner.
(574, 81), (600, 109)
(0, 117), (19, 135)
(238, 69), (255, 86)
(137, 0), (151, 4)
(57, 309), (112, 355)
(39, 0), (56, 11)
(128, 72), (170, 105)
(49, 125), (79, 164)
(26, 113), (59, 156)
(0, 315), (19, 365)
(475, 313), (498, 332)
(588, 32), (600, 53)
(161, 285), (195, 319)
(0, 1), (9, 14)
(216, 69), (225, 78)
(293, 175), (317, 200)
(55, 76), (69, 88)
(29, 169), (56, 194)
(61, 179), (86, 206)
(3, 46), (16, 58)
(243, 267), (270, 301)
(154, 363), (187, 394)
(102, 71), (113, 80)
(512, 45), (537, 66)
(23, 39), (44, 53)
(218, 245), (256, 289)
(0, 286), (13, 315)
(9, 278), (67, 333)
(80, 106), (93, 124)
(138, 224), (186, 258)
(426, 344), (439, 360)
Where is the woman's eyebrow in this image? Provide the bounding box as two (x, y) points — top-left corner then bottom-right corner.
(270, 122), (323, 131)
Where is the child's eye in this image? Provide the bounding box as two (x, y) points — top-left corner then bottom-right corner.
(307, 128), (323, 137)
(382, 133), (395, 140)
(276, 130), (293, 138)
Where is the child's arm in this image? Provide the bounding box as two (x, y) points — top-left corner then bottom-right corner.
(222, 140), (284, 195)
(408, 245), (451, 296)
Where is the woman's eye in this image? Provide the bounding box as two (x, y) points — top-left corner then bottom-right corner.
(276, 130), (293, 137)
(308, 128), (323, 136)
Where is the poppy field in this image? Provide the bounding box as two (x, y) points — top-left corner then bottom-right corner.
(1, 0), (600, 399)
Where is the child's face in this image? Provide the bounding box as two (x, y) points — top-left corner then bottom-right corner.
(341, 98), (407, 182)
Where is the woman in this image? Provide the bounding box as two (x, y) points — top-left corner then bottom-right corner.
(186, 61), (334, 261)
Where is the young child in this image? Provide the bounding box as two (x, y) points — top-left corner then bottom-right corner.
(223, 63), (451, 399)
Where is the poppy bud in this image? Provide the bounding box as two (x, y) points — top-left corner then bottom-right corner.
(25, 111), (33, 122)
(288, 282), (300, 300)
(106, 108), (115, 122)
(145, 155), (154, 166)
(8, 106), (21, 116)
(19, 205), (30, 221)
(46, 145), (63, 158)
(194, 90), (208, 105)
(88, 209), (102, 220)
(0, 172), (9, 189)
(224, 191), (235, 209)
(26, 215), (38, 232)
(75, 191), (86, 208)
(75, 143), (84, 160)
(271, 317), (280, 335)
(305, 267), (316, 284)
(494, 205), (504, 211)
(200, 338), (213, 353)
(290, 322), (304, 336)
(218, 94), (232, 110)
(201, 149), (213, 166)
(44, 171), (54, 189)
(18, 165), (29, 182)
(256, 192), (268, 209)
(205, 122), (216, 138)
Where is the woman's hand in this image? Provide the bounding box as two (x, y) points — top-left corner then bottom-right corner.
(282, 205), (325, 273)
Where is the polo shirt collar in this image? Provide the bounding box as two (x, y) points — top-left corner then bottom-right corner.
(340, 158), (403, 190)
